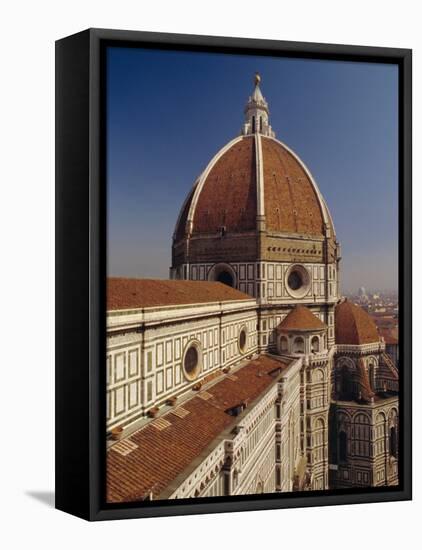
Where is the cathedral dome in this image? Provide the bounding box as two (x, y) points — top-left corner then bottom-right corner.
(335, 299), (380, 345)
(174, 76), (335, 243)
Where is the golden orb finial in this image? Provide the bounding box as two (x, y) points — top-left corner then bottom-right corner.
(254, 72), (261, 86)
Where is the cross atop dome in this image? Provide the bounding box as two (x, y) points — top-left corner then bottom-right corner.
(242, 73), (275, 137)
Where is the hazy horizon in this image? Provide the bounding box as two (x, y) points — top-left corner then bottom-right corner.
(106, 47), (398, 293)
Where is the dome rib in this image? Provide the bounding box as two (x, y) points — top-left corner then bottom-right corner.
(173, 180), (197, 241)
(187, 135), (246, 235)
(190, 136), (257, 234)
(277, 305), (327, 332)
(173, 134), (336, 242)
(255, 133), (265, 226)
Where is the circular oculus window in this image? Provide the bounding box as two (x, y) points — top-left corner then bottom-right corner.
(182, 341), (202, 381)
(285, 264), (311, 298)
(238, 327), (247, 353)
(288, 270), (302, 290)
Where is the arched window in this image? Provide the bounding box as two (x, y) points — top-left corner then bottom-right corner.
(289, 415), (295, 479)
(280, 336), (288, 353)
(311, 336), (320, 353)
(233, 470), (239, 488)
(339, 431), (347, 462)
(341, 365), (353, 397)
(390, 426), (397, 458)
(293, 336), (304, 354)
(368, 363), (375, 390)
(252, 116), (256, 133)
(259, 116), (263, 132)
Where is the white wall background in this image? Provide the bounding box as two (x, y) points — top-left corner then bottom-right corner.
(0, 1), (419, 548)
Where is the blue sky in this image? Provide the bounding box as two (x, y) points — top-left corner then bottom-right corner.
(106, 47), (398, 293)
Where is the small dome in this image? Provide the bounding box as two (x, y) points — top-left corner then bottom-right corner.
(335, 299), (379, 345)
(277, 305), (327, 332)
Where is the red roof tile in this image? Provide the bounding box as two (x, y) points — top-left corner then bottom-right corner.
(335, 299), (380, 345)
(107, 278), (252, 311)
(107, 355), (288, 503)
(192, 136), (257, 234)
(261, 137), (326, 236)
(277, 305), (326, 332)
(378, 327), (398, 345)
(174, 136), (335, 240)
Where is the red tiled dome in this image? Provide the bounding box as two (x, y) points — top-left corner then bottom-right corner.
(192, 136), (257, 235)
(277, 305), (327, 332)
(174, 135), (333, 240)
(335, 299), (380, 345)
(261, 138), (326, 235)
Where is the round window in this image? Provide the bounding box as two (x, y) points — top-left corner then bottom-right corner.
(217, 270), (234, 287)
(183, 342), (201, 381)
(285, 264), (311, 298)
(238, 327), (247, 353)
(209, 263), (236, 288)
(288, 270), (303, 290)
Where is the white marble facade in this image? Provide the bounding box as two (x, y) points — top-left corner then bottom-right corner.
(106, 297), (258, 432)
(172, 261), (338, 304)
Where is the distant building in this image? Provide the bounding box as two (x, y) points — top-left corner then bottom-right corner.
(357, 286), (369, 305)
(106, 75), (399, 502)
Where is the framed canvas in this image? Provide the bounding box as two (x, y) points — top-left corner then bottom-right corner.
(55, 28), (412, 521)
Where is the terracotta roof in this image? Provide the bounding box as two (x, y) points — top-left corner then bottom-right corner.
(174, 135), (334, 240)
(107, 278), (252, 311)
(335, 299), (380, 345)
(261, 137), (325, 236)
(192, 136), (257, 234)
(107, 355), (288, 502)
(277, 305), (327, 332)
(378, 327), (398, 345)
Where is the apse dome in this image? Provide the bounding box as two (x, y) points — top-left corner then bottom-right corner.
(335, 299), (380, 345)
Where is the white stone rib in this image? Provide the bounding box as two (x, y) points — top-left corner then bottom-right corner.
(185, 135), (245, 235)
(172, 177), (200, 240)
(254, 133), (265, 230)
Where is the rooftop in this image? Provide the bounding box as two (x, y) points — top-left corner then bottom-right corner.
(277, 305), (327, 332)
(107, 278), (253, 311)
(335, 299), (380, 345)
(378, 326), (399, 345)
(107, 355), (288, 502)
(175, 136), (330, 238)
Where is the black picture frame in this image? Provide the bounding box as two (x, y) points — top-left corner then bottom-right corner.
(55, 28), (412, 521)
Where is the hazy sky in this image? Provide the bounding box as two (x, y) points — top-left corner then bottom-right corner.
(106, 47), (398, 293)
